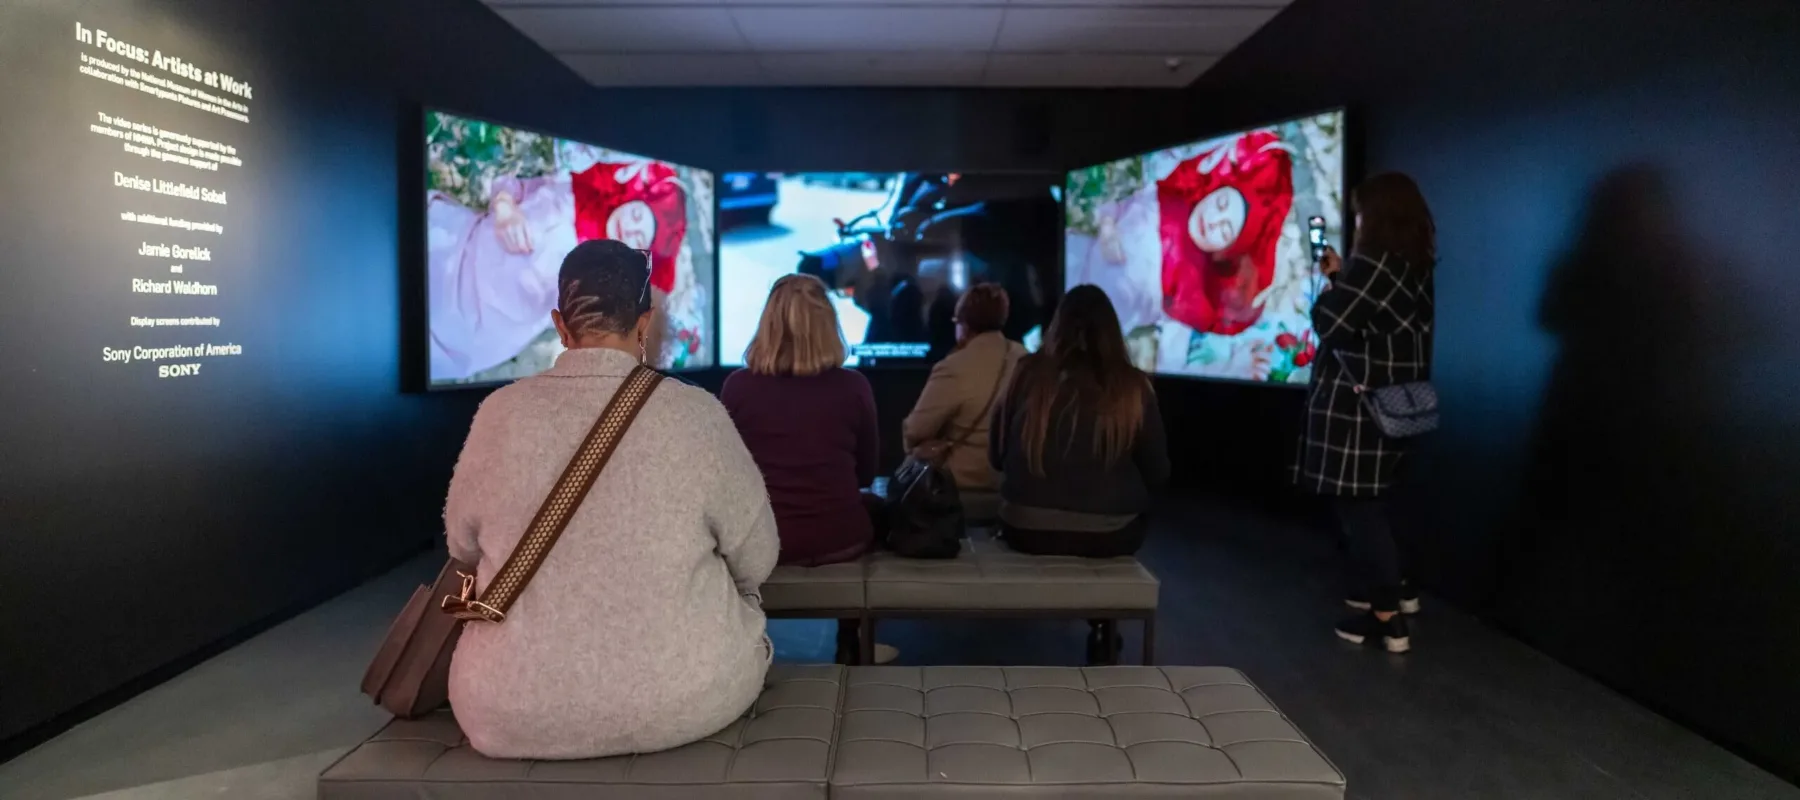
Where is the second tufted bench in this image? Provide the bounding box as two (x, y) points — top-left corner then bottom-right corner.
(860, 534), (1159, 665)
(831, 666), (1345, 799)
(319, 665), (1344, 799)
(761, 534), (1160, 666)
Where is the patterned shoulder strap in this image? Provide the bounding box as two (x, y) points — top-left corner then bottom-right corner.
(443, 365), (664, 623)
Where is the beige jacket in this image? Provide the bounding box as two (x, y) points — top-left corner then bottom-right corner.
(902, 332), (1026, 492)
(445, 347), (778, 760)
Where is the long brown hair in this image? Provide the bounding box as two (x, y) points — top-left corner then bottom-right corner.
(1013, 284), (1149, 475)
(1352, 172), (1437, 270)
(745, 274), (846, 376)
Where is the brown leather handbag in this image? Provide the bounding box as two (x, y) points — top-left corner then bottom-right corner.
(361, 365), (664, 719)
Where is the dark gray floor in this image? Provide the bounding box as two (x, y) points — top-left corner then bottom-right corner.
(3, 499), (1795, 800)
(788, 501), (1798, 800)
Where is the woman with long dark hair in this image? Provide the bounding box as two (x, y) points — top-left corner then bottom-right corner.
(990, 284), (1169, 556)
(1297, 172), (1437, 654)
(990, 285), (1168, 662)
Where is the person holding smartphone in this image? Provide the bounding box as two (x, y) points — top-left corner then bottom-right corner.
(1294, 173), (1437, 654)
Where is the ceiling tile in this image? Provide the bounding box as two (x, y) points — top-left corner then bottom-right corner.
(723, 0), (981, 4)
(495, 7), (748, 52)
(484, 0), (993, 4)
(1012, 0), (1287, 6)
(982, 53), (1218, 88)
(486, 0), (714, 5)
(729, 7), (1006, 51)
(758, 53), (986, 86)
(995, 6), (1279, 54)
(560, 53), (767, 86)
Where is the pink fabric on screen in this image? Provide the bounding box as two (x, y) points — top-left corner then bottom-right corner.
(427, 175), (578, 381)
(1072, 188), (1162, 332)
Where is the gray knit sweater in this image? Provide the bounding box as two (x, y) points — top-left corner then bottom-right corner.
(444, 347), (778, 760)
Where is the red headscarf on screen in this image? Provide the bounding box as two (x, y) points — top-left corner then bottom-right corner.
(571, 161), (688, 294)
(1156, 130), (1294, 336)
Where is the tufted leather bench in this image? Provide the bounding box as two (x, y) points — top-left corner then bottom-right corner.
(320, 666), (1343, 800)
(324, 663), (1346, 800)
(318, 665), (844, 800)
(831, 666), (1344, 799)
(763, 560), (867, 615)
(763, 534), (1160, 666)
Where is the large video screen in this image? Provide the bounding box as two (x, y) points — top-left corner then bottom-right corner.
(1065, 109), (1344, 384)
(719, 172), (1060, 367)
(425, 111), (715, 388)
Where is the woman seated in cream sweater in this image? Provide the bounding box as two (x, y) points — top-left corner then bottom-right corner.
(901, 284), (1026, 521)
(444, 239), (779, 760)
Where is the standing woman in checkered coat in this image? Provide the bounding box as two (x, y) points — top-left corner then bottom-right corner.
(1295, 173), (1436, 653)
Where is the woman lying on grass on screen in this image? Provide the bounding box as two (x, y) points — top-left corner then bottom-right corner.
(988, 284), (1170, 662)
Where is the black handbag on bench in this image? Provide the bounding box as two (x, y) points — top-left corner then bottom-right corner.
(883, 356), (1010, 559)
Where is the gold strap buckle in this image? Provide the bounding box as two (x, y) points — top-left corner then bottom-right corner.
(439, 572), (508, 623)
(448, 601), (507, 623)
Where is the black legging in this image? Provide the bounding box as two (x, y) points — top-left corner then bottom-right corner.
(1336, 497), (1403, 612)
(1000, 515), (1149, 558)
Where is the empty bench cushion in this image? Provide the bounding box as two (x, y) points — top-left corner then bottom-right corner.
(319, 665), (844, 800)
(831, 666), (1345, 800)
(762, 561), (866, 612)
(864, 536), (1158, 611)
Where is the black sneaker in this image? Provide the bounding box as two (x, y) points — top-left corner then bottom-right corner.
(1335, 611), (1411, 653)
(1345, 583), (1422, 615)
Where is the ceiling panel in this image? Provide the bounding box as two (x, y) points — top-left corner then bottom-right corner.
(729, 7), (1007, 51)
(1016, 0), (1286, 6)
(488, 0), (983, 4)
(727, 0), (987, 4)
(758, 53), (988, 85)
(480, 0), (1292, 87)
(983, 53), (1218, 87)
(562, 53), (768, 86)
(495, 7), (747, 52)
(994, 7), (1279, 54)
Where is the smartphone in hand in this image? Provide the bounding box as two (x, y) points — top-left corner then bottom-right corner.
(1307, 216), (1328, 264)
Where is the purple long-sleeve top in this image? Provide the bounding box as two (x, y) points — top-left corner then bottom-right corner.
(720, 367), (879, 566)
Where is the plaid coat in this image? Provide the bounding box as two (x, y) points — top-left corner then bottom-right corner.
(1294, 252), (1435, 497)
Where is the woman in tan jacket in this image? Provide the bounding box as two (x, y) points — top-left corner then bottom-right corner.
(902, 284), (1026, 521)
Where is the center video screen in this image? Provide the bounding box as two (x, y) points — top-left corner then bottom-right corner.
(718, 172), (1060, 367)
(1065, 109), (1344, 385)
(425, 110), (716, 388)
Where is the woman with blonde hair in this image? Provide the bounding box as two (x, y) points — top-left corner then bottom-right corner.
(723, 274), (889, 661)
(723, 274), (875, 566)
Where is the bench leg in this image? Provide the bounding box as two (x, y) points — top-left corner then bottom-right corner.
(859, 617), (876, 666)
(1142, 615), (1156, 665)
(834, 619), (860, 665)
(1086, 620), (1122, 667)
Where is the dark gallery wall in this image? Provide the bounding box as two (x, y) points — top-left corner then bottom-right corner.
(0, 0), (585, 747)
(1165, 0), (1800, 780)
(0, 0), (1172, 750)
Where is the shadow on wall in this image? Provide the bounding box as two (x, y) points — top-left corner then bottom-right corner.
(1507, 166), (1712, 627)
(1501, 165), (1800, 764)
